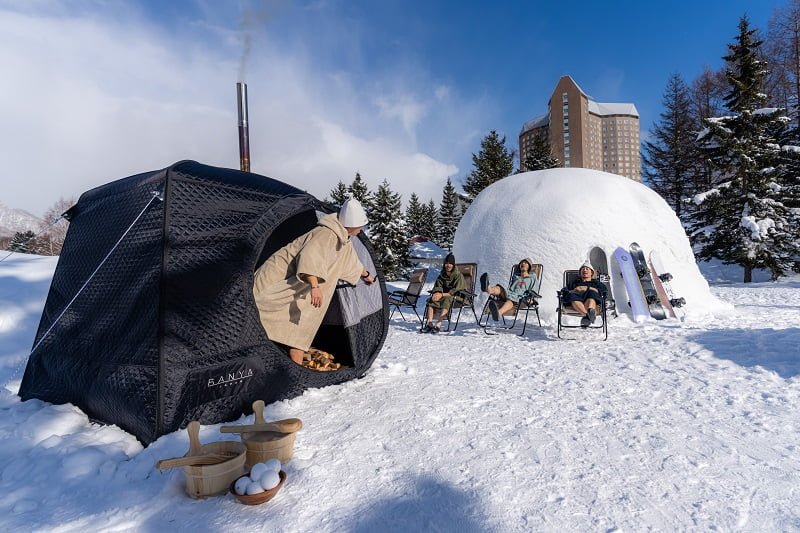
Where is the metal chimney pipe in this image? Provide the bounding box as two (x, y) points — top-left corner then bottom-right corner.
(236, 82), (251, 172)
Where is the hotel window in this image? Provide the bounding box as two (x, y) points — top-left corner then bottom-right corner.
(562, 93), (568, 102)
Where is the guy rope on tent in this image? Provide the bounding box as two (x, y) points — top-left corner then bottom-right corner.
(11, 189), (164, 380)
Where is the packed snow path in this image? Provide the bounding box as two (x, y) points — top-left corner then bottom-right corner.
(0, 256), (798, 531)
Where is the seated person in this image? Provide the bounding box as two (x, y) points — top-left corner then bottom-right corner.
(562, 260), (608, 327)
(481, 257), (538, 321)
(423, 253), (467, 333)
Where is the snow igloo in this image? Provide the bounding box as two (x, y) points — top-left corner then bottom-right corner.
(453, 168), (729, 322)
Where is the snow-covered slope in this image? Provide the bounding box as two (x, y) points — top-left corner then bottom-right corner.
(1, 254), (799, 531)
(0, 203), (42, 238)
(454, 168), (731, 321)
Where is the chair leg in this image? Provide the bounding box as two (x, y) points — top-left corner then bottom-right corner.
(519, 309), (528, 336)
(478, 300), (490, 328)
(450, 306), (463, 332)
(557, 308), (563, 339)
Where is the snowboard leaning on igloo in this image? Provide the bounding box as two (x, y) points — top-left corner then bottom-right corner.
(629, 242), (667, 320)
(613, 246), (650, 323)
(648, 250), (686, 320)
(589, 246), (615, 315)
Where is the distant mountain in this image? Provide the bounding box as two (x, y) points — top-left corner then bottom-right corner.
(0, 203), (42, 238)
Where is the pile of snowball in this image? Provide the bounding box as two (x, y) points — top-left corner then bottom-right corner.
(234, 459), (282, 495)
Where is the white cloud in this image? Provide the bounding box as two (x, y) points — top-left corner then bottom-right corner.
(0, 3), (479, 215)
(434, 85), (450, 101)
(374, 93), (427, 139)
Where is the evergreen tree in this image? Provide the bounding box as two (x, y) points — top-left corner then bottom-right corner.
(690, 66), (728, 194)
(436, 178), (461, 250)
(463, 130), (515, 200)
(522, 131), (560, 171)
(348, 173), (372, 205)
(692, 16), (797, 281)
(420, 200), (438, 242)
(9, 230), (37, 254)
(369, 180), (409, 280)
(405, 192), (425, 238)
(327, 180), (349, 208)
(642, 73), (698, 222)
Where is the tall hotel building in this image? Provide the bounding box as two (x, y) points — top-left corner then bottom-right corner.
(519, 76), (641, 180)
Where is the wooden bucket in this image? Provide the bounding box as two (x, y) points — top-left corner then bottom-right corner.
(242, 401), (301, 467)
(182, 422), (247, 498)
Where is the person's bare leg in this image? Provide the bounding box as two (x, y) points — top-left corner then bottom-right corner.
(586, 298), (597, 312)
(498, 300), (515, 316)
(571, 301), (587, 314)
(289, 348), (305, 365)
(436, 308), (449, 326)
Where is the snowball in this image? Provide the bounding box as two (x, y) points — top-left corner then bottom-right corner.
(262, 458), (281, 472)
(234, 476), (250, 496)
(246, 481), (265, 495)
(249, 462), (268, 480)
(259, 470), (281, 491)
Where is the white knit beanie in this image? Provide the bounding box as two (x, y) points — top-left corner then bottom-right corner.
(338, 198), (369, 227)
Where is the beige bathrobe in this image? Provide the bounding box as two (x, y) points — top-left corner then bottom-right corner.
(253, 213), (364, 351)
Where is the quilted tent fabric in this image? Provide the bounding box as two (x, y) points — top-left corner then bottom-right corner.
(19, 161), (389, 445)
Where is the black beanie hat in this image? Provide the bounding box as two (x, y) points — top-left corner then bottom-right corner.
(444, 252), (456, 265)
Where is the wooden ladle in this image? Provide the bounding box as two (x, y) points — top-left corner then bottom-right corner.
(187, 420), (202, 456)
(156, 420), (234, 469)
(219, 400), (303, 434)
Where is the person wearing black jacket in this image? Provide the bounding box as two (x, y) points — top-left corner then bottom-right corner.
(562, 260), (607, 327)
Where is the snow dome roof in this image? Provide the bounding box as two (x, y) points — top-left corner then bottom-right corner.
(453, 168), (729, 322)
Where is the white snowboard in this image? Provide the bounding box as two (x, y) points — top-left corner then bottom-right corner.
(613, 246), (649, 323)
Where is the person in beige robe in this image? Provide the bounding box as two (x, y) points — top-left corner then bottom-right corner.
(253, 199), (373, 364)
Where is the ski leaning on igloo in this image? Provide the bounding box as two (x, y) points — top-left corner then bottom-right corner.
(453, 168), (731, 322)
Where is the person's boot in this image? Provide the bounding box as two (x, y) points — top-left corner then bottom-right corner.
(580, 315), (590, 328)
(488, 300), (500, 321)
(587, 308), (596, 324)
(480, 272), (489, 292)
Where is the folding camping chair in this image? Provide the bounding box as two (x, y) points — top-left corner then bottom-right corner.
(478, 263), (543, 335)
(421, 262), (479, 333)
(387, 267), (428, 324)
(556, 269), (608, 340)
(596, 272), (617, 318)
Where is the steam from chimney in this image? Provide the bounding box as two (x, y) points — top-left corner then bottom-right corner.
(238, 1), (281, 82)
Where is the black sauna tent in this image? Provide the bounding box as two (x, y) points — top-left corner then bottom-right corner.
(19, 161), (389, 445)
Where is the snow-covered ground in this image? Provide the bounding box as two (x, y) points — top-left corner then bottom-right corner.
(1, 254), (799, 531)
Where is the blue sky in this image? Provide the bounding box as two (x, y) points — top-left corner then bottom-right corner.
(0, 0), (786, 215)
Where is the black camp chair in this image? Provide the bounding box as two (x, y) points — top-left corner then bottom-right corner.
(422, 262), (479, 333)
(597, 272), (617, 318)
(387, 267), (428, 324)
(478, 263), (543, 335)
(556, 269), (608, 340)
